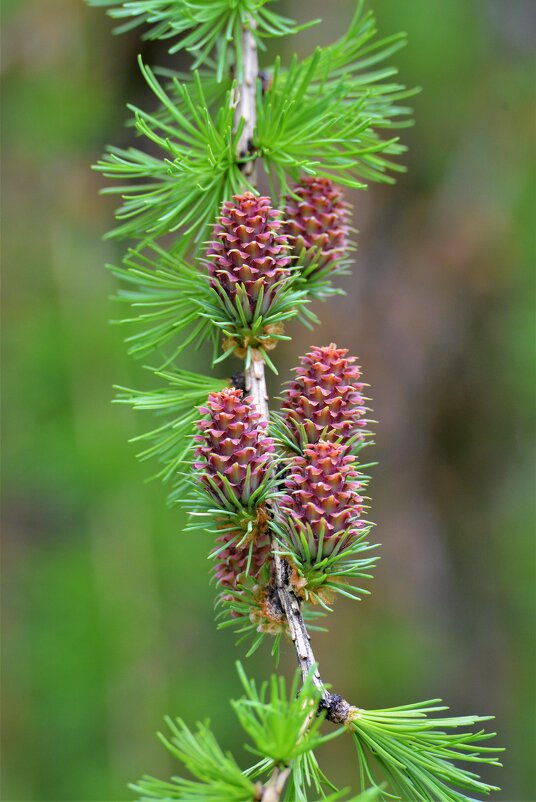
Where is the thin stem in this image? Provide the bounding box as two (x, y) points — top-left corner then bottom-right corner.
(273, 550), (352, 724)
(235, 14), (353, 733)
(245, 357), (269, 420)
(235, 17), (258, 180)
(261, 765), (291, 802)
(273, 552), (322, 689)
(244, 357), (352, 725)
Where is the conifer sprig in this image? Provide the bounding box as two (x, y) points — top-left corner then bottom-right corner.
(89, 1), (503, 799)
(256, 52), (406, 196)
(96, 61), (245, 249)
(114, 367), (227, 498)
(89, 0), (320, 81)
(350, 702), (503, 801)
(131, 665), (379, 802)
(109, 244), (215, 363)
(233, 663), (342, 767)
(131, 718), (257, 802)
(93, 4), (413, 254)
(278, 1), (417, 127)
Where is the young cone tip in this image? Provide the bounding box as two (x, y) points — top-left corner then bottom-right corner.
(282, 343), (369, 449)
(207, 193), (292, 318)
(284, 177), (350, 273)
(194, 387), (274, 508)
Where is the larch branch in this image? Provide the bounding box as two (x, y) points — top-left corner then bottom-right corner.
(235, 13), (353, 732)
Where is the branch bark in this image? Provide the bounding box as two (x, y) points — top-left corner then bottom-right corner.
(235, 18), (258, 180)
(234, 21), (352, 801)
(244, 360), (353, 727)
(261, 765), (291, 802)
(245, 357), (269, 420)
(235, 13), (353, 729)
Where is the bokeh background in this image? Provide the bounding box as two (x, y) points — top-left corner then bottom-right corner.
(2, 0), (535, 800)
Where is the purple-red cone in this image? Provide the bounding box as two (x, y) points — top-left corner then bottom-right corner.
(279, 440), (364, 560)
(207, 193), (292, 317)
(281, 344), (368, 448)
(194, 387), (274, 507)
(284, 178), (349, 271)
(213, 528), (271, 603)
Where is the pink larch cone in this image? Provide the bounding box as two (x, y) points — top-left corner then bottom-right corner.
(207, 192), (292, 318)
(284, 177), (350, 273)
(213, 528), (271, 602)
(279, 440), (364, 560)
(281, 343), (368, 449)
(194, 387), (274, 508)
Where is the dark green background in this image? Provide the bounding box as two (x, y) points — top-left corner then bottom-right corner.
(2, 1), (535, 800)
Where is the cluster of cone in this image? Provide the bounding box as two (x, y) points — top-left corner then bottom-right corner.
(194, 343), (368, 613)
(197, 180), (360, 616)
(206, 178), (349, 333)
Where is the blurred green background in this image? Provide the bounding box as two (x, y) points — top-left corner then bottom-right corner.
(2, 1), (535, 800)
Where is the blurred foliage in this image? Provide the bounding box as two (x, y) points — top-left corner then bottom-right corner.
(1, 0), (535, 800)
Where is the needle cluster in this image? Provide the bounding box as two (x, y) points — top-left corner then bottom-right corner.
(89, 1), (502, 801)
